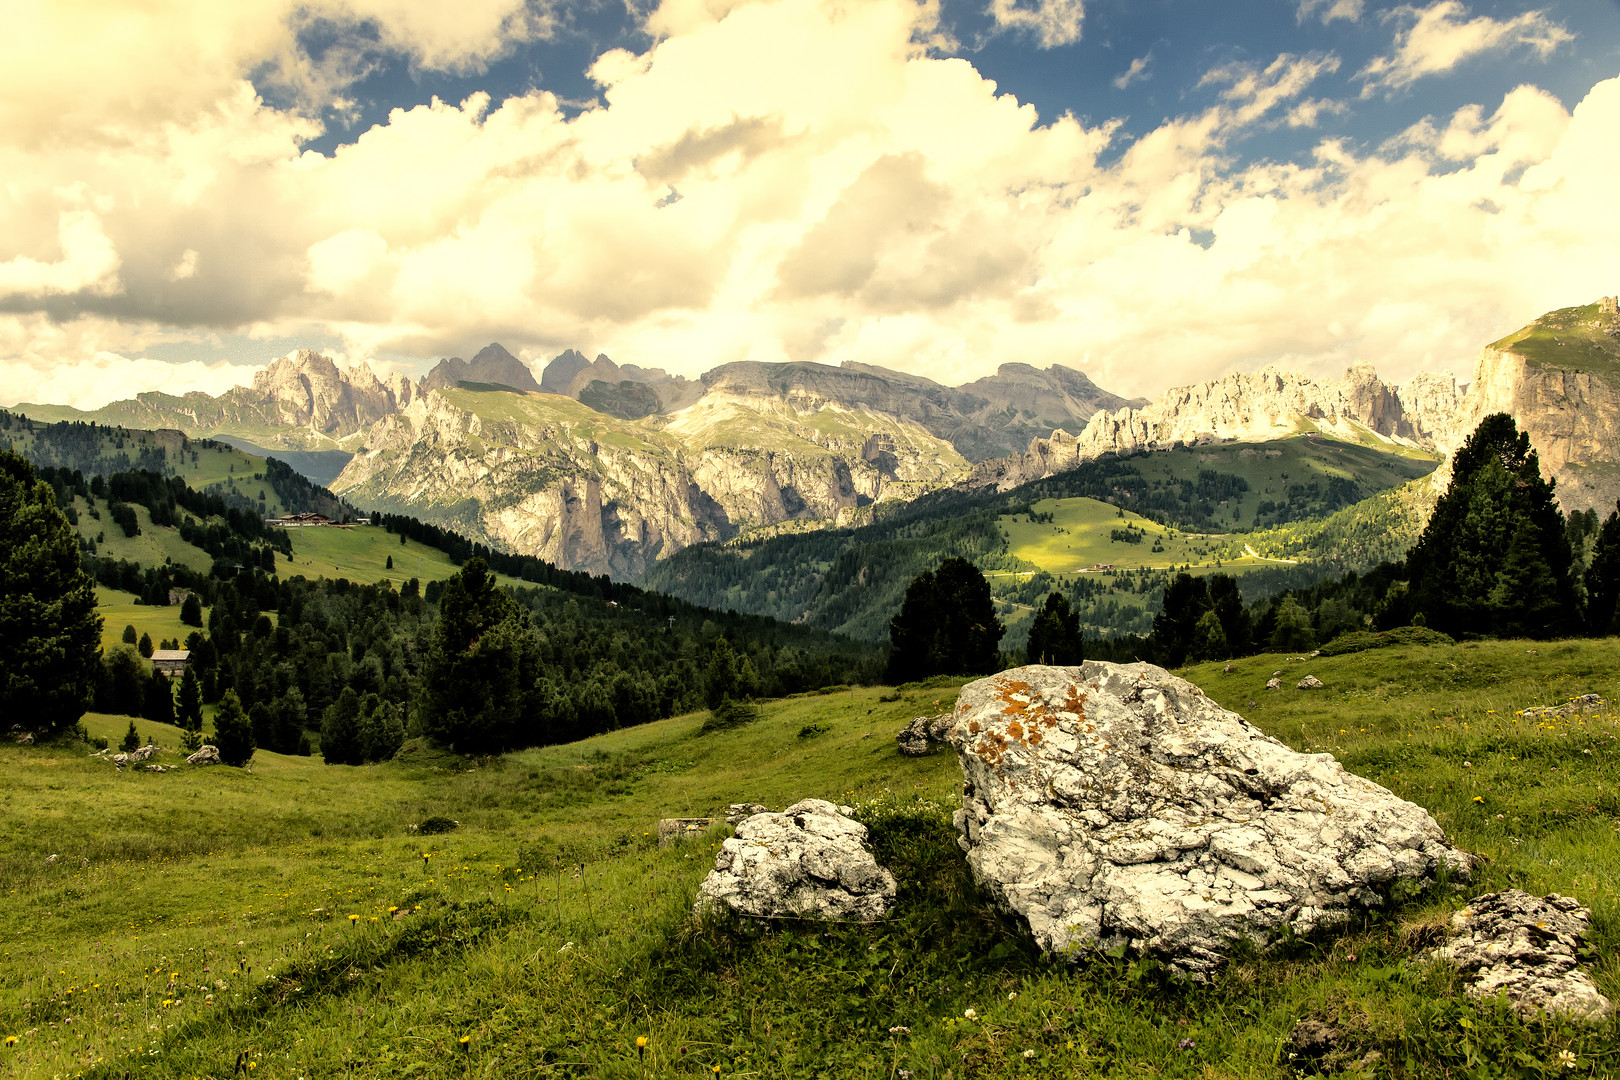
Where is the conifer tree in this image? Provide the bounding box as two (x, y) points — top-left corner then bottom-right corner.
(122, 624), (137, 645)
(212, 689), (255, 767)
(1583, 503), (1620, 635)
(121, 719), (140, 753)
(1406, 414), (1575, 638)
(1026, 592), (1085, 665)
(1189, 608), (1229, 662)
(0, 449), (102, 735)
(321, 686), (364, 765)
(1150, 574), (1209, 668)
(141, 669), (175, 725)
(137, 632), (154, 659)
(179, 593), (203, 627)
(176, 668), (203, 730)
(887, 557), (1003, 682)
(1269, 596), (1317, 652)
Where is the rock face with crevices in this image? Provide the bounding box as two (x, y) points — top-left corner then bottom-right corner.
(694, 799), (896, 922)
(948, 663), (1470, 974)
(1430, 890), (1612, 1021)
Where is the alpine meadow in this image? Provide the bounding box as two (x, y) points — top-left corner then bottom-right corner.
(6, 2), (1620, 1078)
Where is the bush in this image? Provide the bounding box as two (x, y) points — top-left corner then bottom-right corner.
(416, 816), (459, 835)
(700, 698), (762, 733)
(1318, 626), (1456, 657)
(797, 722), (831, 738)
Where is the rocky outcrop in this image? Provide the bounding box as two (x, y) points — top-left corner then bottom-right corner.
(1430, 890), (1612, 1021)
(947, 663), (1469, 974)
(959, 364), (1449, 492)
(1452, 299), (1620, 513)
(694, 799), (896, 922)
(186, 744), (221, 766)
(419, 343), (542, 395)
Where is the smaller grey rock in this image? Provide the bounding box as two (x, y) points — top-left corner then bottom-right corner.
(1297, 675), (1325, 689)
(657, 817), (712, 847)
(128, 744), (157, 762)
(1265, 677), (1282, 691)
(724, 803), (770, 825)
(113, 753), (128, 767)
(1272, 670), (1282, 677)
(45, 854), (59, 864)
(1430, 890), (1612, 1021)
(186, 745), (221, 766)
(1521, 695), (1605, 722)
(896, 713), (952, 756)
(695, 798), (896, 922)
(1222, 663), (1234, 674)
(12, 731), (34, 745)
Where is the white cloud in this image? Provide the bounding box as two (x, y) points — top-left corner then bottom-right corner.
(1297, 0), (1363, 24)
(985, 0), (1084, 48)
(0, 212), (121, 297)
(0, 0), (1615, 407)
(1359, 1), (1573, 97)
(1114, 53), (1151, 91)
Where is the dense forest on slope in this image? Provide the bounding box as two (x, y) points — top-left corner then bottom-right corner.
(7, 434), (879, 755)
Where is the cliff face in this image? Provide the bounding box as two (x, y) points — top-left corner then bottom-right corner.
(419, 343), (542, 395)
(1453, 297), (1620, 512)
(958, 364), (1448, 492)
(335, 385), (968, 577)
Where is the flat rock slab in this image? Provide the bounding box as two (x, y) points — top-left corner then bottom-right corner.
(1430, 890), (1612, 1021)
(1520, 695), (1606, 722)
(695, 798), (896, 922)
(948, 662), (1469, 974)
(658, 817), (713, 847)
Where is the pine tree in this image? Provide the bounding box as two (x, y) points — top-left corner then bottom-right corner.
(414, 558), (540, 753)
(137, 632), (154, 659)
(887, 558), (1003, 682)
(120, 719), (140, 753)
(1583, 503), (1620, 635)
(1150, 573), (1209, 668)
(0, 449), (102, 735)
(212, 689), (256, 767)
(141, 669), (175, 725)
(1269, 596), (1317, 652)
(122, 624), (137, 645)
(1407, 414), (1575, 638)
(1026, 592), (1085, 665)
(321, 687), (364, 765)
(177, 668), (203, 730)
(1189, 608), (1229, 662)
(179, 593), (203, 627)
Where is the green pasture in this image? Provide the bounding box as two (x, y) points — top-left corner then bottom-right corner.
(72, 498), (216, 576)
(283, 525), (527, 590)
(4, 642), (1620, 1078)
(999, 495), (1277, 576)
(92, 588), (202, 653)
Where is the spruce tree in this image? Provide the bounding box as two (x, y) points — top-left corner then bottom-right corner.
(122, 624), (137, 645)
(179, 593), (203, 627)
(321, 687), (364, 765)
(141, 669), (175, 725)
(137, 632), (154, 659)
(1150, 574), (1209, 668)
(887, 557), (1003, 682)
(1189, 608), (1229, 662)
(1583, 503), (1620, 635)
(1026, 592), (1085, 665)
(1269, 596), (1317, 652)
(1406, 414), (1575, 638)
(176, 668), (203, 730)
(0, 449), (102, 736)
(121, 719), (140, 753)
(415, 558), (539, 753)
(212, 689), (256, 767)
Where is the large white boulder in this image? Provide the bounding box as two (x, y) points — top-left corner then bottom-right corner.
(949, 663), (1469, 974)
(694, 799), (896, 922)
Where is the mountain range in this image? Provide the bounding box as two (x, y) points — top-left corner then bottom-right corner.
(13, 296), (1619, 576)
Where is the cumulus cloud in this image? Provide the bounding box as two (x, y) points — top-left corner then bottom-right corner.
(0, 0), (1615, 407)
(1359, 2), (1573, 97)
(985, 0), (1084, 48)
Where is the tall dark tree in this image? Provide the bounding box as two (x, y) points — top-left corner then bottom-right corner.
(176, 667), (204, 730)
(1583, 503), (1620, 635)
(321, 686), (364, 765)
(415, 558), (540, 753)
(1206, 574), (1252, 656)
(0, 449), (102, 735)
(887, 557), (1003, 682)
(179, 592), (203, 627)
(212, 689), (256, 767)
(1149, 573), (1209, 668)
(141, 669), (175, 725)
(1026, 592), (1084, 665)
(1406, 414), (1575, 638)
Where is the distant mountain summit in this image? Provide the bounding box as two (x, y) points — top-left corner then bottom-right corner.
(420, 343), (542, 395)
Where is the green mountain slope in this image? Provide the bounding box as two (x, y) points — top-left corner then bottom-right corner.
(1488, 298), (1620, 378)
(638, 436), (1438, 641)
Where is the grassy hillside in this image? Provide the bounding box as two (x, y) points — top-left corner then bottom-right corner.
(285, 524), (529, 589)
(93, 587), (203, 652)
(4, 641), (1617, 1078)
(1490, 300), (1620, 378)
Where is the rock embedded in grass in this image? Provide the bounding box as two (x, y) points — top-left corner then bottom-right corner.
(694, 799), (896, 923)
(895, 713), (952, 756)
(1297, 675), (1324, 689)
(947, 662), (1471, 975)
(185, 744), (222, 766)
(1429, 890), (1612, 1021)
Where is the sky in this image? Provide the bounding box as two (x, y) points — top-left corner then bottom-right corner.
(2, 0), (1618, 409)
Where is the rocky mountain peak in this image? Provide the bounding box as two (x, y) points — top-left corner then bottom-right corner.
(540, 349), (592, 396)
(420, 343), (541, 396)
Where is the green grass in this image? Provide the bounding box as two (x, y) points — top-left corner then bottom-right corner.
(282, 525), (528, 589)
(1490, 301), (1620, 379)
(5, 644), (1620, 1078)
(1000, 496), (1278, 575)
(92, 588), (203, 652)
(74, 499), (216, 575)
